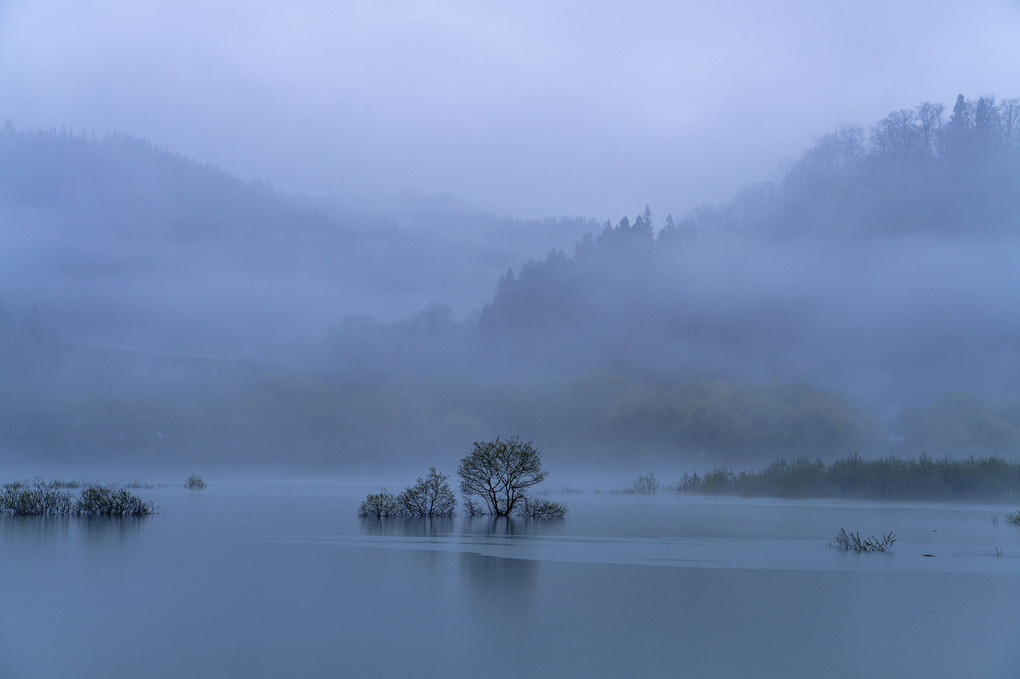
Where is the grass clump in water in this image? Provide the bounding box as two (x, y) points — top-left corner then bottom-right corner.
(1006, 510), (1020, 525)
(828, 528), (897, 552)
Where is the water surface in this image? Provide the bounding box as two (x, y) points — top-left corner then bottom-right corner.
(1, 482), (1017, 678)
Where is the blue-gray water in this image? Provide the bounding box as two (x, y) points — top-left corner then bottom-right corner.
(2, 481), (1018, 678)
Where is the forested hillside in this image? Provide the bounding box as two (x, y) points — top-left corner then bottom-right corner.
(480, 95), (1020, 394)
(3, 96), (1020, 470)
(0, 123), (592, 354)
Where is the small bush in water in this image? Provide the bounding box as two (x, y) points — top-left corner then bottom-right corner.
(358, 488), (400, 518)
(515, 496), (568, 518)
(0, 479), (155, 517)
(1006, 510), (1020, 525)
(397, 467), (457, 517)
(631, 472), (659, 495)
(75, 485), (156, 517)
(185, 474), (207, 490)
(0, 480), (75, 515)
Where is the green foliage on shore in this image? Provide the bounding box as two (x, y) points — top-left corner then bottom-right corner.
(680, 454), (1020, 501)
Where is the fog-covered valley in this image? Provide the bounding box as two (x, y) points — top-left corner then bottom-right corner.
(4, 95), (1020, 472)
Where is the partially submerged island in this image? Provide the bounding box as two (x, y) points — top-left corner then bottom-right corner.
(360, 436), (568, 519)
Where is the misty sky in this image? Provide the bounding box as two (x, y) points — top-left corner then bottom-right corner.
(2, 0), (1019, 221)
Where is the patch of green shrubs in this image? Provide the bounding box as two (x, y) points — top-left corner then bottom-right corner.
(679, 454), (1020, 501)
(0, 478), (156, 517)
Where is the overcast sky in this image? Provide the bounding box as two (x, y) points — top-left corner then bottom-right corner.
(2, 1), (1019, 221)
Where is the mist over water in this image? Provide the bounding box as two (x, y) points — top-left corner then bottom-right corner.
(2, 483), (1017, 679)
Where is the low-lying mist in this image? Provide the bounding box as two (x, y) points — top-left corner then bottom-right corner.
(3, 95), (1020, 472)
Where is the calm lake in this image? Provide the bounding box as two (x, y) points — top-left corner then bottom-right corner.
(1, 479), (1018, 678)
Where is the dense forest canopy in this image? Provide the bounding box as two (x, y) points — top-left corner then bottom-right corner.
(3, 95), (1020, 470)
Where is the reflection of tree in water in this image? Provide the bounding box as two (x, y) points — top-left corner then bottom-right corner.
(80, 516), (146, 551)
(357, 516), (455, 537)
(1, 514), (148, 550)
(1, 515), (71, 547)
(356, 514), (539, 606)
(462, 515), (548, 537)
(461, 551), (536, 612)
(461, 516), (538, 611)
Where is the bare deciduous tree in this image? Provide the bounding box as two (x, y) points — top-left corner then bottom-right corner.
(397, 467), (457, 517)
(915, 101), (944, 158)
(458, 436), (548, 517)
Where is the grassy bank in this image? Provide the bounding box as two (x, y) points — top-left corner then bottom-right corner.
(679, 454), (1020, 501)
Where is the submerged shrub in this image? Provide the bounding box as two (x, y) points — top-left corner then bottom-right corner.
(0, 479), (155, 517)
(828, 528), (896, 552)
(462, 496), (487, 517)
(397, 467), (457, 517)
(358, 488), (400, 518)
(515, 496), (568, 518)
(0, 481), (75, 515)
(1006, 510), (1020, 525)
(631, 472), (659, 495)
(185, 474), (207, 490)
(75, 485), (156, 517)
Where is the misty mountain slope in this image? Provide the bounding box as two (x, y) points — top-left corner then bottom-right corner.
(7, 96), (1020, 468)
(477, 96), (1020, 401)
(0, 124), (585, 354)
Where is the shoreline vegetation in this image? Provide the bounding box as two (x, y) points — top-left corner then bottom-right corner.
(677, 454), (1020, 502)
(0, 478), (157, 517)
